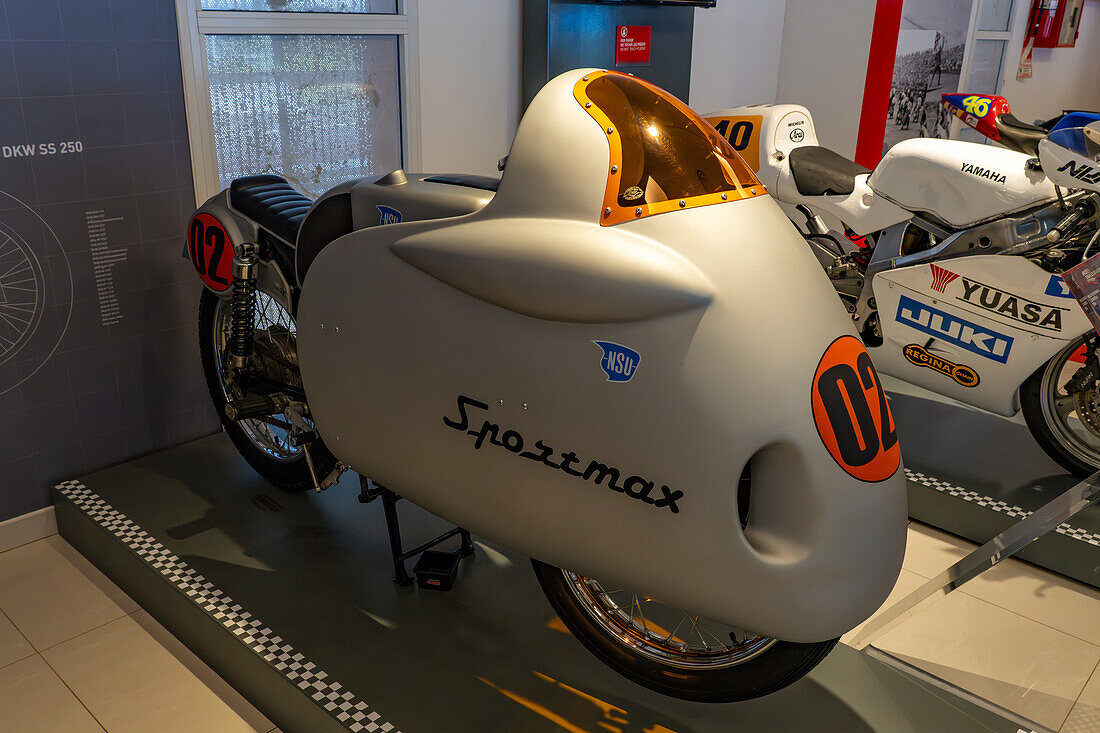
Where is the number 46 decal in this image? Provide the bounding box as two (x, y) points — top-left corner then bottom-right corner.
(961, 95), (992, 118)
(812, 335), (900, 483)
(188, 213), (234, 292)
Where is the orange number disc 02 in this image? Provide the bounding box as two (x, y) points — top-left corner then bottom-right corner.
(812, 335), (900, 482)
(188, 213), (234, 292)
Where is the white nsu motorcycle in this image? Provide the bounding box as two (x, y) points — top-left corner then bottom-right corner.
(186, 70), (908, 703)
(705, 97), (1100, 477)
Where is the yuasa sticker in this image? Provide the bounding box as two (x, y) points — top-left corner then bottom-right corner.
(956, 276), (1066, 332)
(812, 335), (900, 483)
(593, 341), (640, 382)
(188, 213), (233, 292)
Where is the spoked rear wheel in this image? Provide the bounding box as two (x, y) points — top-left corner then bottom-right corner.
(532, 560), (838, 702)
(1021, 333), (1100, 478)
(198, 287), (336, 491)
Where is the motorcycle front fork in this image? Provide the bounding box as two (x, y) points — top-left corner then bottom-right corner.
(1066, 333), (1100, 395)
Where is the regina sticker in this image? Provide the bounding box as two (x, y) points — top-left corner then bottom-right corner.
(812, 335), (900, 483)
(902, 343), (979, 388)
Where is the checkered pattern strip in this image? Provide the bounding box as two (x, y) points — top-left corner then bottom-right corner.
(55, 480), (399, 733)
(905, 469), (1100, 548)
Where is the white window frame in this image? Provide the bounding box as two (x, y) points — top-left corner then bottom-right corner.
(949, 0), (1016, 139)
(958, 0), (1016, 95)
(174, 0), (422, 205)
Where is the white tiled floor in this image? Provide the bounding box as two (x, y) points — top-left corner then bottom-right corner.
(851, 521), (1100, 732)
(3, 524), (1100, 731)
(0, 534), (275, 733)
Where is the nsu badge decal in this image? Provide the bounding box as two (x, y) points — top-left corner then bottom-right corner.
(593, 341), (641, 382)
(377, 205), (403, 225)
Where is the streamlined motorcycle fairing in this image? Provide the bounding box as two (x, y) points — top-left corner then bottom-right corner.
(294, 70), (907, 644)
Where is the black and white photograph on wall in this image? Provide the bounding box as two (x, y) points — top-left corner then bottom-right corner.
(884, 0), (975, 153)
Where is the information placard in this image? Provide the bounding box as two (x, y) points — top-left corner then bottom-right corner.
(1061, 253), (1100, 335)
(615, 25), (651, 67)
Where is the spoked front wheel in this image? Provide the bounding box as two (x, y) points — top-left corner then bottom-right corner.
(532, 560), (838, 702)
(1022, 333), (1100, 478)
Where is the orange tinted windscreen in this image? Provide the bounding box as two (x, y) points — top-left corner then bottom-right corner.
(579, 72), (762, 225)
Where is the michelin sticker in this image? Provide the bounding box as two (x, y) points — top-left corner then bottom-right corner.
(895, 295), (1013, 364)
(594, 341), (640, 382)
(377, 205), (403, 225)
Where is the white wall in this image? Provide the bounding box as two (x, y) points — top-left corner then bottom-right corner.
(688, 1), (788, 113)
(413, 0), (523, 176)
(773, 0), (1100, 158)
(999, 0), (1100, 124)
(775, 0), (878, 157)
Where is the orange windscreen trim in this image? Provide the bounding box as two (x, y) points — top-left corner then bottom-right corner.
(573, 70), (765, 227)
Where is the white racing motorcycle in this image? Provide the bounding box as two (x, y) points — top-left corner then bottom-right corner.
(185, 69), (908, 703)
(705, 97), (1100, 477)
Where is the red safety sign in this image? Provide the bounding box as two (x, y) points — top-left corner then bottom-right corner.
(615, 25), (651, 66)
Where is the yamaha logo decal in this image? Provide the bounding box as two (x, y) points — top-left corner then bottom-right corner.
(929, 264), (959, 293)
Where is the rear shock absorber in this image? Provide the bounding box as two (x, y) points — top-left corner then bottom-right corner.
(228, 242), (259, 372)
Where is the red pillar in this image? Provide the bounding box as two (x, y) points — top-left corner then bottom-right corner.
(854, 0), (905, 169)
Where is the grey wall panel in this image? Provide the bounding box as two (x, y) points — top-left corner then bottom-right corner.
(524, 0), (695, 108)
(0, 0), (218, 521)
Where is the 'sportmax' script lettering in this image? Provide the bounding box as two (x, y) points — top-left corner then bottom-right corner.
(443, 395), (683, 514)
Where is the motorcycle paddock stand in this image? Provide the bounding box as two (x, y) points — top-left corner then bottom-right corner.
(357, 475), (475, 586)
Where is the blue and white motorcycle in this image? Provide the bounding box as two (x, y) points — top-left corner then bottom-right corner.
(705, 97), (1100, 477)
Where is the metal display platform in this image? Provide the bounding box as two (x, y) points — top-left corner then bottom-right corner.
(890, 389), (1100, 590)
(51, 434), (1026, 733)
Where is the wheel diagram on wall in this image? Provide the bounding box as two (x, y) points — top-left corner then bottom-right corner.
(0, 189), (73, 395)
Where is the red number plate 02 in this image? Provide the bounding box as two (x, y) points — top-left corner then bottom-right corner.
(188, 213), (234, 292)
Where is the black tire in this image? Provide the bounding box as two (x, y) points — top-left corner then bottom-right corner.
(532, 560), (839, 703)
(1021, 334), (1100, 479)
(198, 287), (337, 491)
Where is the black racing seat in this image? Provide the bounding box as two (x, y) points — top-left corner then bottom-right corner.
(788, 146), (871, 197)
(229, 174), (313, 245)
(995, 114), (1047, 157)
(422, 174), (501, 192)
